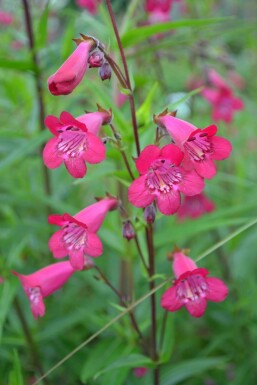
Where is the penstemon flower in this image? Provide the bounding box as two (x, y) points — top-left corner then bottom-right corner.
(13, 259), (94, 319)
(128, 144), (204, 215)
(48, 197), (118, 270)
(177, 193), (215, 220)
(161, 251), (228, 317)
(155, 114), (232, 179)
(48, 38), (97, 95)
(43, 111), (106, 178)
(76, 0), (102, 14)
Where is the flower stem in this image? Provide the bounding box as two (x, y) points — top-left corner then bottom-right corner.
(146, 223), (160, 385)
(21, 0), (51, 203)
(105, 0), (141, 156)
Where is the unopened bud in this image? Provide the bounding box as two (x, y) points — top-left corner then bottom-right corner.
(122, 220), (135, 241)
(88, 50), (104, 68)
(99, 62), (112, 81)
(144, 204), (156, 224)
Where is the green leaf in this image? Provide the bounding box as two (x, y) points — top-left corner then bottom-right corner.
(137, 82), (159, 125)
(8, 350), (24, 385)
(121, 18), (233, 47)
(0, 59), (36, 72)
(159, 313), (174, 363)
(94, 354), (154, 378)
(36, 2), (49, 49)
(0, 281), (18, 343)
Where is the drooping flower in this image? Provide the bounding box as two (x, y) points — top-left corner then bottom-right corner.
(161, 251), (228, 317)
(13, 259), (94, 319)
(155, 114), (232, 179)
(76, 0), (102, 14)
(128, 144), (204, 215)
(201, 69), (244, 123)
(48, 37), (97, 96)
(48, 197), (118, 270)
(43, 111), (106, 178)
(133, 367), (148, 378)
(177, 193), (215, 220)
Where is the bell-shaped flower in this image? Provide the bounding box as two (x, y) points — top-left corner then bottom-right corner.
(43, 111), (106, 178)
(76, 105), (112, 136)
(48, 38), (97, 95)
(48, 197), (118, 270)
(177, 193), (215, 220)
(155, 114), (232, 179)
(128, 144), (204, 216)
(13, 259), (94, 319)
(161, 251), (228, 317)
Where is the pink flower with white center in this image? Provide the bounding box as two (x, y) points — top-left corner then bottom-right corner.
(177, 193), (215, 220)
(133, 367), (148, 378)
(48, 197), (118, 270)
(13, 260), (94, 319)
(155, 114), (232, 179)
(161, 251), (228, 317)
(48, 38), (97, 95)
(76, 0), (102, 14)
(201, 69), (244, 123)
(128, 144), (204, 216)
(43, 111), (106, 178)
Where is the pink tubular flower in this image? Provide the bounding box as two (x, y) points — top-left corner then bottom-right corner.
(76, 0), (102, 14)
(201, 69), (244, 123)
(43, 111), (106, 178)
(177, 193), (215, 220)
(48, 197), (118, 270)
(48, 38), (96, 95)
(155, 114), (232, 179)
(133, 367), (148, 378)
(161, 251), (228, 317)
(128, 144), (204, 216)
(76, 105), (112, 136)
(13, 260), (93, 319)
(0, 10), (13, 25)
(145, 0), (178, 12)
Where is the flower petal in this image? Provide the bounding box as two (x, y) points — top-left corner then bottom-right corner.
(160, 144), (184, 166)
(211, 136), (232, 160)
(44, 115), (63, 136)
(30, 291), (45, 319)
(179, 170), (205, 196)
(135, 145), (161, 174)
(128, 176), (155, 208)
(194, 158), (217, 179)
(83, 132), (106, 163)
(49, 230), (67, 259)
(60, 111), (87, 132)
(64, 158), (87, 178)
(84, 232), (103, 257)
(161, 285), (183, 312)
(156, 190), (180, 215)
(185, 298), (207, 317)
(206, 277), (228, 302)
(69, 249), (85, 271)
(43, 137), (63, 169)
(160, 115), (196, 145)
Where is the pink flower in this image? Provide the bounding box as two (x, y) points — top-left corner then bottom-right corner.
(177, 193), (215, 220)
(128, 144), (204, 215)
(155, 114), (232, 179)
(43, 111), (106, 178)
(13, 260), (93, 319)
(48, 197), (118, 270)
(161, 251), (228, 317)
(145, 0), (178, 12)
(133, 367), (148, 378)
(76, 0), (102, 14)
(48, 39), (96, 95)
(201, 69), (244, 123)
(0, 10), (13, 25)
(76, 105), (112, 136)
(0, 276), (4, 284)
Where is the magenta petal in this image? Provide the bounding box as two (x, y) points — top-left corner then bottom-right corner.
(77, 112), (104, 135)
(83, 132), (106, 164)
(194, 158), (217, 179)
(185, 298), (207, 317)
(179, 170), (205, 196)
(211, 136), (232, 160)
(48, 214), (66, 227)
(135, 145), (161, 174)
(161, 285), (183, 312)
(64, 158), (87, 178)
(173, 253), (197, 278)
(31, 292), (45, 319)
(60, 111), (88, 132)
(206, 277), (228, 302)
(233, 97), (244, 110)
(160, 116), (196, 145)
(128, 176), (154, 208)
(160, 144), (184, 166)
(69, 249), (85, 271)
(43, 137), (63, 169)
(201, 88), (220, 104)
(44, 115), (62, 136)
(156, 190), (180, 215)
(49, 230), (67, 259)
(84, 232), (103, 257)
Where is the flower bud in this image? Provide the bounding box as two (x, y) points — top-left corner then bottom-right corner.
(144, 204), (156, 223)
(88, 50), (104, 68)
(99, 62), (112, 81)
(122, 220), (135, 241)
